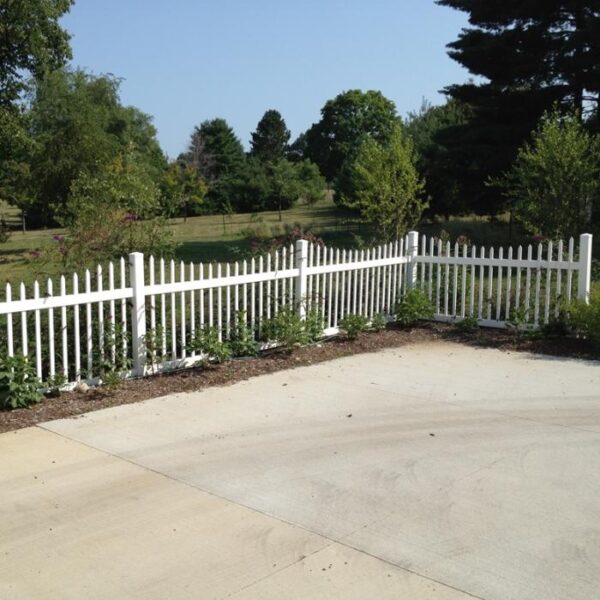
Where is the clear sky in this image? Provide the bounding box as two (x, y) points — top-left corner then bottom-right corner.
(61, 0), (470, 159)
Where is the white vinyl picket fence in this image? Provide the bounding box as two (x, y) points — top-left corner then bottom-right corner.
(0, 231), (593, 386)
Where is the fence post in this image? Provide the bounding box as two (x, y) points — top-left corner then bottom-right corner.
(407, 230), (419, 289)
(129, 252), (147, 377)
(295, 239), (309, 319)
(578, 233), (593, 303)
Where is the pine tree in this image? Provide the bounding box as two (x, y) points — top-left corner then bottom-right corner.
(249, 110), (290, 164)
(437, 0), (600, 213)
(182, 118), (245, 183)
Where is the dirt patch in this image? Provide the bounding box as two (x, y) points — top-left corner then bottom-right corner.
(1, 323), (598, 433)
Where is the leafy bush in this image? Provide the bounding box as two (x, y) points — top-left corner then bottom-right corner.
(339, 314), (369, 339)
(370, 313), (387, 332)
(187, 326), (232, 364)
(261, 306), (323, 351)
(455, 314), (479, 333)
(229, 312), (259, 357)
(568, 292), (600, 347)
(395, 289), (434, 326)
(0, 355), (43, 410)
(304, 308), (325, 343)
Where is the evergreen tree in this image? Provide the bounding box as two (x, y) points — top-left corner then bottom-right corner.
(438, 0), (600, 213)
(182, 118), (246, 213)
(182, 118), (245, 183)
(250, 110), (290, 164)
(406, 99), (469, 219)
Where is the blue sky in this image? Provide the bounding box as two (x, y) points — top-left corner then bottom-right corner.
(61, 0), (471, 159)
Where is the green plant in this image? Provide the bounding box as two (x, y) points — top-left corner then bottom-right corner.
(187, 326), (232, 364)
(102, 370), (122, 387)
(304, 308), (325, 343)
(44, 372), (67, 397)
(229, 312), (259, 357)
(339, 314), (369, 339)
(454, 314), (479, 333)
(144, 326), (165, 373)
(370, 313), (387, 332)
(0, 355), (43, 409)
(394, 289), (434, 326)
(568, 292), (600, 347)
(506, 306), (530, 335)
(261, 306), (323, 351)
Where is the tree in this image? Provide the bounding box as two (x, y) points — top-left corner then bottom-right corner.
(181, 118), (246, 213)
(406, 99), (469, 219)
(437, 1), (600, 213)
(495, 110), (600, 240)
(0, 0), (73, 108)
(336, 125), (425, 241)
(304, 90), (401, 182)
(160, 161), (207, 220)
(250, 110), (290, 164)
(66, 150), (161, 225)
(24, 68), (165, 227)
(286, 132), (307, 162)
(0, 0), (74, 224)
(182, 118), (245, 183)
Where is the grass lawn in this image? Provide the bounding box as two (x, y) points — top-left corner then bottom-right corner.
(0, 197), (587, 287)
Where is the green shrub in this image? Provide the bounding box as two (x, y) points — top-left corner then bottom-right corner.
(261, 306), (323, 351)
(339, 314), (369, 339)
(394, 289), (434, 326)
(304, 308), (325, 343)
(229, 312), (259, 357)
(370, 313), (387, 332)
(0, 355), (43, 410)
(187, 326), (232, 364)
(568, 292), (600, 347)
(455, 314), (479, 333)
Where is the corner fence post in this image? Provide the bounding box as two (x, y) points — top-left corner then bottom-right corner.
(295, 239), (309, 319)
(578, 233), (593, 303)
(129, 252), (147, 377)
(407, 230), (419, 289)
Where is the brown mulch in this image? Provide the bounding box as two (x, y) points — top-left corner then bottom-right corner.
(1, 323), (598, 434)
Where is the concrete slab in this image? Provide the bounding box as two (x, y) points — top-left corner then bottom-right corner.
(5, 341), (600, 599)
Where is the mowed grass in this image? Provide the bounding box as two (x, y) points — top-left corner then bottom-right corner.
(0, 198), (365, 285)
(2, 196), (587, 287)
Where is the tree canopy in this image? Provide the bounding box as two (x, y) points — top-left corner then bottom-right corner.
(24, 68), (166, 226)
(304, 90), (401, 182)
(336, 125), (425, 241)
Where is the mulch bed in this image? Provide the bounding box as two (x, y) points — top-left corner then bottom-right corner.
(1, 323), (598, 434)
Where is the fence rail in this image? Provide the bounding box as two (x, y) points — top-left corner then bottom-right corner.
(0, 231), (593, 386)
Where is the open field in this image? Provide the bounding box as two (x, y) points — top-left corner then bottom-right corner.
(0, 198), (595, 287)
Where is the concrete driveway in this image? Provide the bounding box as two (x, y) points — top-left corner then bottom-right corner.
(1, 341), (600, 600)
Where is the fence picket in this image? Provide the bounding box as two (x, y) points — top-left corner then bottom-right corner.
(5, 284), (13, 357)
(47, 278), (55, 379)
(60, 275), (68, 378)
(73, 274), (80, 381)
